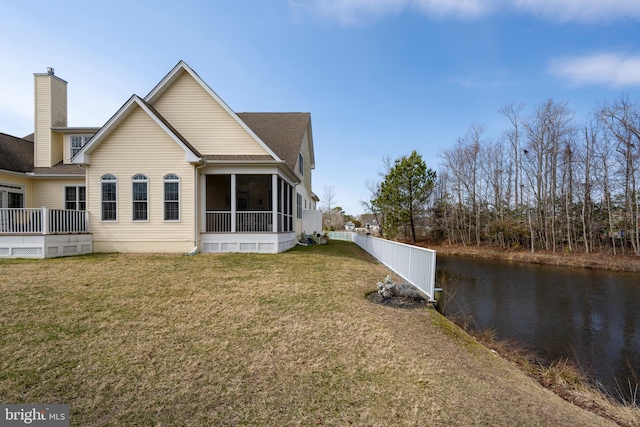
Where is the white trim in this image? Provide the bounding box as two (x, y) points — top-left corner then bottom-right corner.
(144, 61), (282, 162)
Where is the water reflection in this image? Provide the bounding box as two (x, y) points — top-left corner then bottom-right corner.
(437, 255), (640, 403)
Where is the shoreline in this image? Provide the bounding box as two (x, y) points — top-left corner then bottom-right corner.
(423, 242), (640, 424)
(421, 243), (640, 273)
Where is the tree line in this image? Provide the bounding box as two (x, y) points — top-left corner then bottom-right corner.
(364, 94), (640, 256)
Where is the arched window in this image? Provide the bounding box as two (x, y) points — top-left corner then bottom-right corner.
(132, 174), (148, 221)
(163, 174), (180, 221)
(101, 174), (117, 221)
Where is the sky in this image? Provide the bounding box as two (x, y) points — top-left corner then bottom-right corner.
(1, 0), (640, 216)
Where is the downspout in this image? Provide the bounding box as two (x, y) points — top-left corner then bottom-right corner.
(188, 160), (206, 256)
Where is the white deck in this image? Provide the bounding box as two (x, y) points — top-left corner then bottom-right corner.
(0, 234), (93, 258)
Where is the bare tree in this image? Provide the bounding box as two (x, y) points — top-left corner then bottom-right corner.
(499, 102), (526, 208)
(598, 95), (640, 255)
(322, 185), (336, 231)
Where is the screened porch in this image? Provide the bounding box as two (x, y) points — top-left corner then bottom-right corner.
(204, 174), (295, 233)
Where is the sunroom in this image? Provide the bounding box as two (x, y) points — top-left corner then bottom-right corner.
(200, 171), (301, 253)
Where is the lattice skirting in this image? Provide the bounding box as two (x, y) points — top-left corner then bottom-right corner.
(0, 235), (93, 259)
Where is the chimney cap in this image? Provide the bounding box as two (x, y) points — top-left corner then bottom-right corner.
(47, 67), (54, 75)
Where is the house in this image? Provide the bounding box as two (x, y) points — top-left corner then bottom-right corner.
(344, 221), (355, 231)
(0, 61), (321, 258)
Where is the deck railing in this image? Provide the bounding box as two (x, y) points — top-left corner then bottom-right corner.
(205, 211), (273, 232)
(0, 208), (89, 234)
(206, 211), (232, 232)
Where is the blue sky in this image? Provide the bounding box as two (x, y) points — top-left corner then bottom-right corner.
(2, 0), (640, 215)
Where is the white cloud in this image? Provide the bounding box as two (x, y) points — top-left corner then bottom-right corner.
(293, 0), (640, 24)
(291, 0), (494, 24)
(513, 0), (640, 23)
(548, 53), (640, 87)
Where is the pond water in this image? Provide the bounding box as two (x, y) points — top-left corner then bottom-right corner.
(436, 254), (640, 404)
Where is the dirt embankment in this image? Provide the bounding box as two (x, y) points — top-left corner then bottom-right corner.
(419, 243), (640, 273)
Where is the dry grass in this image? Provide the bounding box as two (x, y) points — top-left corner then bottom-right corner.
(0, 241), (632, 426)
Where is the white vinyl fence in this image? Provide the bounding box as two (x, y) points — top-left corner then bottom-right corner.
(328, 232), (436, 301)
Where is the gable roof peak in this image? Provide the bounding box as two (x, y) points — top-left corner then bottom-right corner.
(72, 94), (201, 165)
(144, 61), (282, 162)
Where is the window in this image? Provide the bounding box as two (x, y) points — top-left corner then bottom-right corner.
(70, 135), (92, 158)
(296, 193), (302, 219)
(65, 186), (86, 210)
(298, 153), (304, 176)
(164, 174), (180, 221)
(0, 184), (24, 208)
(132, 174), (148, 221)
(101, 175), (117, 221)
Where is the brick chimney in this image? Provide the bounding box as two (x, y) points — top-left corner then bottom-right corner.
(34, 67), (67, 168)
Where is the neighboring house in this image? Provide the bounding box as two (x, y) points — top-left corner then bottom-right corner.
(365, 220), (380, 232)
(0, 61), (321, 258)
(345, 221), (355, 231)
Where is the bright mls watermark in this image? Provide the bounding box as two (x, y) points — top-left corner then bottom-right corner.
(0, 405), (69, 426)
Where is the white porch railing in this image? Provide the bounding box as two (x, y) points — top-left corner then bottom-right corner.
(237, 211), (272, 232)
(0, 208), (89, 234)
(205, 211), (273, 232)
(328, 232), (436, 301)
(206, 211), (232, 232)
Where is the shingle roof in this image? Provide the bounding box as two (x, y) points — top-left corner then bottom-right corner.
(0, 132), (34, 173)
(32, 162), (85, 176)
(0, 132), (84, 176)
(1, 113), (310, 176)
(237, 113), (310, 172)
(202, 155), (275, 162)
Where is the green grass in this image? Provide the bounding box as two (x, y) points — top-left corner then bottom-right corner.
(0, 241), (629, 426)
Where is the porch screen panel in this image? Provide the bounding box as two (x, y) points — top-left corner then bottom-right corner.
(206, 175), (231, 232)
(235, 175), (272, 232)
(275, 178), (294, 232)
(236, 175), (271, 211)
(288, 186), (293, 231)
(206, 175), (231, 211)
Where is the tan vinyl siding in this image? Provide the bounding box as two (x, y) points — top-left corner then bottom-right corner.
(63, 136), (71, 164)
(151, 72), (270, 157)
(51, 80), (67, 127)
(51, 132), (64, 166)
(31, 178), (85, 209)
(293, 128), (314, 211)
(86, 106), (195, 252)
(301, 129), (312, 194)
(34, 76), (51, 168)
(34, 74), (67, 167)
